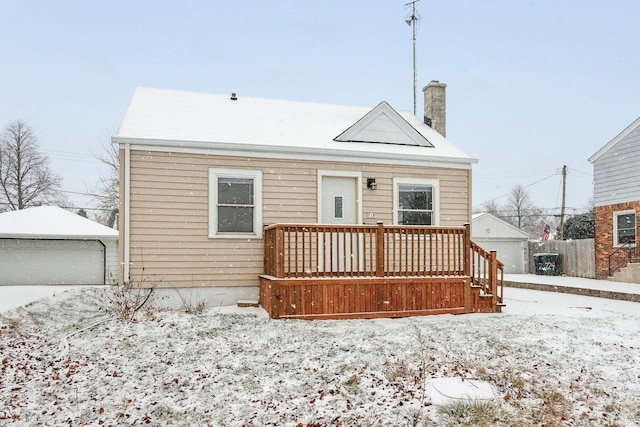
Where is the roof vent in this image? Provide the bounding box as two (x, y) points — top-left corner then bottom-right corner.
(230, 92), (237, 100)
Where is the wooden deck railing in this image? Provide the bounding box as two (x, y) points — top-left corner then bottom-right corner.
(263, 222), (504, 305)
(469, 241), (505, 306)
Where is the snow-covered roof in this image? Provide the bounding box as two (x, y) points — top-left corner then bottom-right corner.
(0, 206), (118, 240)
(588, 116), (640, 163)
(114, 87), (476, 167)
(472, 212), (533, 239)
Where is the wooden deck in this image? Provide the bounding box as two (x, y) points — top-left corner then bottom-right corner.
(260, 223), (504, 320)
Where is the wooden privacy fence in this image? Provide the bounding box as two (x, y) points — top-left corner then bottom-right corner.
(261, 223), (504, 319)
(528, 239), (595, 278)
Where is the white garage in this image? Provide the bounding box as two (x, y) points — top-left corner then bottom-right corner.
(472, 212), (533, 274)
(0, 206), (118, 285)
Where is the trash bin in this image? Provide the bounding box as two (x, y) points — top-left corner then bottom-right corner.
(533, 253), (562, 276)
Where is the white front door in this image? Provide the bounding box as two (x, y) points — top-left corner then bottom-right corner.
(320, 176), (359, 273)
(321, 176), (357, 225)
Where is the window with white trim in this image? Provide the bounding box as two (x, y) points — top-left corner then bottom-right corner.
(209, 169), (262, 238)
(614, 210), (636, 246)
(393, 178), (439, 226)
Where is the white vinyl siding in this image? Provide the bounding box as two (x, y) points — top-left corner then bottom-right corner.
(209, 169), (262, 239)
(593, 124), (640, 207)
(104, 239), (119, 285)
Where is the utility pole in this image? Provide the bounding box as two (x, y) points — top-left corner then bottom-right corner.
(405, 0), (421, 116)
(559, 165), (567, 240)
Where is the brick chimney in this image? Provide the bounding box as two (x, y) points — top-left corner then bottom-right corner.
(422, 80), (446, 137)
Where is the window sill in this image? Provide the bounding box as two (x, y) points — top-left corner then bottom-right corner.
(613, 243), (636, 248)
(208, 233), (263, 240)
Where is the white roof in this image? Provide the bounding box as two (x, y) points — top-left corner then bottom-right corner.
(588, 116), (640, 163)
(472, 212), (533, 239)
(114, 87), (476, 167)
(0, 206), (118, 239)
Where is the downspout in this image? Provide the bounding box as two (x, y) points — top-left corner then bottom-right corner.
(97, 239), (106, 284)
(124, 143), (131, 284)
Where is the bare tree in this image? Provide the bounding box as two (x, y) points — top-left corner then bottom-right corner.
(481, 199), (502, 217)
(91, 139), (119, 226)
(0, 120), (61, 211)
(503, 184), (541, 235)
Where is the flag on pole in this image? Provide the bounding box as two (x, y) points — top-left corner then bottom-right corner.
(541, 219), (550, 241)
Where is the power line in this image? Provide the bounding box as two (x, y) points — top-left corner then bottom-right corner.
(474, 171), (561, 209)
(60, 189), (91, 195)
(554, 170), (563, 210)
(59, 205), (115, 212)
(474, 168), (559, 180)
(477, 208), (592, 219)
(43, 149), (94, 158)
(567, 167), (592, 177)
(59, 189), (114, 204)
(42, 149), (103, 164)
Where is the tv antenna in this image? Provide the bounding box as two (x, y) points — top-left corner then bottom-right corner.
(405, 0), (421, 115)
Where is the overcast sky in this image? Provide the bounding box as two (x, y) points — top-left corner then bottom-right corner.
(2, 0), (638, 219)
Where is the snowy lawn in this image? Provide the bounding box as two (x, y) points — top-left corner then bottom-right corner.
(1, 286), (639, 426)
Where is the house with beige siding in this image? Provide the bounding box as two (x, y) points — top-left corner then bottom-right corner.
(589, 116), (640, 281)
(114, 83), (505, 317)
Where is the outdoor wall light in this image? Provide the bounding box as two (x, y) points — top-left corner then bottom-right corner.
(367, 178), (377, 190)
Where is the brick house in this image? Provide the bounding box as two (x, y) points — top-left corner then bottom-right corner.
(588, 116), (640, 279)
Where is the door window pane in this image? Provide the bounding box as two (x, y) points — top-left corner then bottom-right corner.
(334, 196), (343, 219)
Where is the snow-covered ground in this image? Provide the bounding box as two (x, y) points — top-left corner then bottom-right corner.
(504, 273), (640, 295)
(0, 285), (99, 313)
(1, 286), (639, 426)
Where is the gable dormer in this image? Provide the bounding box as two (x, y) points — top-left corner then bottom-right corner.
(334, 101), (434, 147)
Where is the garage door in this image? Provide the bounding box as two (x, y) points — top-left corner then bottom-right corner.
(0, 239), (105, 285)
(473, 239), (526, 274)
